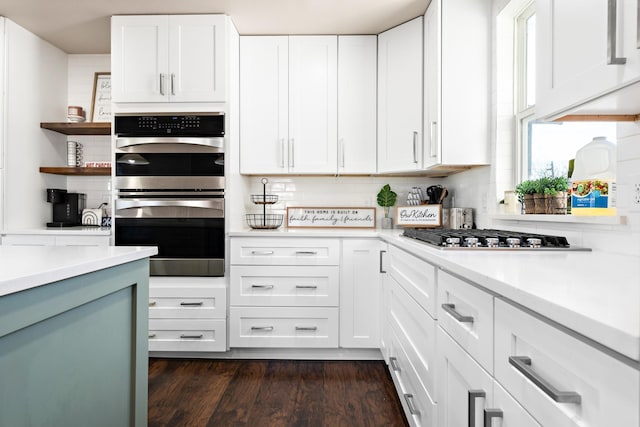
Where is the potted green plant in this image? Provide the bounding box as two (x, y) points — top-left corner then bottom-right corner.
(377, 184), (397, 229)
(543, 176), (568, 214)
(514, 180), (536, 214)
(532, 177), (551, 214)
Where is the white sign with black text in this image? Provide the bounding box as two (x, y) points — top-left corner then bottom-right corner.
(395, 205), (442, 228)
(287, 207), (376, 229)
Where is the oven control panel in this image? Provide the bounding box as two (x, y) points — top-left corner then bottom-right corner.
(115, 114), (224, 137)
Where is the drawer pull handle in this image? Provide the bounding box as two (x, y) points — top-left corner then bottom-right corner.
(295, 326), (318, 331)
(296, 285), (318, 289)
(251, 250), (274, 255)
(379, 250), (387, 273)
(404, 393), (420, 415)
(251, 326), (274, 331)
(251, 285), (274, 289)
(180, 302), (204, 306)
(295, 251), (318, 255)
(148, 333), (156, 339)
(509, 356), (582, 404)
(484, 409), (503, 427)
(149, 301), (157, 307)
(180, 334), (203, 339)
(442, 303), (474, 323)
(389, 356), (401, 372)
(468, 390), (486, 427)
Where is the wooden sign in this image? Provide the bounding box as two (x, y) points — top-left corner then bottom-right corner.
(287, 207), (376, 229)
(395, 205), (442, 228)
(90, 72), (111, 122)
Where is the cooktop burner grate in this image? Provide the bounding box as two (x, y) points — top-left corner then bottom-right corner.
(402, 228), (590, 251)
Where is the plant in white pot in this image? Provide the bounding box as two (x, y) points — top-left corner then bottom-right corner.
(377, 184), (397, 229)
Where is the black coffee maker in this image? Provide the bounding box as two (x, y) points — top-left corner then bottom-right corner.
(46, 188), (86, 227)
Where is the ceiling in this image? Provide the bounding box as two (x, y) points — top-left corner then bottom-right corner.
(0, 0), (429, 54)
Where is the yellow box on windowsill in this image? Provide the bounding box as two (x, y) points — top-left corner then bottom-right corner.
(570, 180), (617, 216)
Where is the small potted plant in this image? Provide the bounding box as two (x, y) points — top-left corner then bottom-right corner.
(377, 184), (397, 229)
(515, 180), (536, 214)
(543, 176), (568, 214)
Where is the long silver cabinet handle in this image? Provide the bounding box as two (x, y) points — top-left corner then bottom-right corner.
(295, 326), (318, 331)
(251, 250), (274, 255)
(442, 303), (475, 323)
(180, 302), (204, 306)
(148, 333), (156, 338)
(404, 393), (420, 415)
(149, 301), (157, 307)
(484, 409), (503, 427)
(251, 285), (274, 289)
(379, 250), (387, 273)
(509, 356), (581, 404)
(389, 356), (401, 372)
(607, 0), (627, 64)
(280, 138), (285, 168)
(412, 131), (419, 164)
(289, 138), (295, 168)
(295, 285), (318, 289)
(251, 326), (274, 331)
(170, 73), (175, 95)
(468, 390), (486, 427)
(340, 138), (346, 168)
(180, 334), (203, 339)
(430, 121), (438, 158)
(159, 73), (165, 95)
(295, 251), (318, 255)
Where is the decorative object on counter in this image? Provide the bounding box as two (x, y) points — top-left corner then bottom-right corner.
(515, 179), (536, 214)
(515, 176), (568, 215)
(90, 72), (111, 123)
(426, 185), (448, 204)
(82, 202), (108, 226)
(67, 105), (86, 122)
(395, 205), (442, 228)
(377, 184), (397, 229)
(246, 178), (283, 229)
(84, 161), (112, 168)
(503, 190), (518, 214)
(286, 207), (376, 228)
(406, 187), (424, 205)
(571, 136), (617, 216)
(443, 207), (473, 229)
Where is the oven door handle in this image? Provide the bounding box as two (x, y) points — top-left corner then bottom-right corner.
(115, 198), (224, 210)
(116, 137), (224, 150)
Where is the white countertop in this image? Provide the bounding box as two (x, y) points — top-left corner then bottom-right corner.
(0, 245), (158, 297)
(230, 227), (640, 362)
(2, 226), (111, 236)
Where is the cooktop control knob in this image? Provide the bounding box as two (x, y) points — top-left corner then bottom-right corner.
(444, 237), (460, 247)
(527, 238), (542, 248)
(464, 237), (480, 247)
(506, 237), (521, 248)
(485, 237), (500, 248)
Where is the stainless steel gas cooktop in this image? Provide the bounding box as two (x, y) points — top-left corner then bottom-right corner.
(402, 228), (591, 251)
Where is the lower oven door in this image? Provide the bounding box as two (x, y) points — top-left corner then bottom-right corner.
(115, 198), (224, 276)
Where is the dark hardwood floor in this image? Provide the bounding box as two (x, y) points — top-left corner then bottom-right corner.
(148, 358), (410, 427)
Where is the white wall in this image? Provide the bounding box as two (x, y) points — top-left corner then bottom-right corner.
(2, 19), (68, 231)
(66, 54), (112, 210)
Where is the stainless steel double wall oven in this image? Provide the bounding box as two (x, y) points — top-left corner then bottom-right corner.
(114, 113), (225, 276)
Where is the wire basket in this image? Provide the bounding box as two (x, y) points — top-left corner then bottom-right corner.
(251, 194), (279, 204)
(246, 214), (284, 229)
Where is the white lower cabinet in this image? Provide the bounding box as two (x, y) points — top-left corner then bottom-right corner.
(1, 234), (110, 246)
(494, 299), (640, 427)
(148, 277), (227, 352)
(437, 326), (494, 427)
(490, 380), (541, 427)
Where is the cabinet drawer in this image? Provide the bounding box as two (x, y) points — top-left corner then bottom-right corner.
(389, 274), (437, 397)
(388, 327), (437, 427)
(494, 299), (640, 427)
(148, 319), (226, 352)
(229, 307), (338, 348)
(149, 284), (226, 319)
(492, 380), (542, 427)
(230, 265), (339, 306)
(230, 238), (339, 265)
(388, 245), (437, 318)
(438, 270), (493, 373)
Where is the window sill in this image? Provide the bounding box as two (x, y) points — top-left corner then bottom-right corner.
(492, 214), (626, 225)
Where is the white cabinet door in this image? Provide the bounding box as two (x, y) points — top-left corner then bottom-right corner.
(239, 36), (289, 174)
(378, 17), (423, 173)
(288, 36), (337, 174)
(340, 239), (381, 348)
(168, 15), (226, 102)
(112, 15), (226, 103)
(423, 0), (490, 168)
(337, 36), (377, 174)
(437, 326), (494, 427)
(537, 0), (640, 118)
(112, 15), (169, 103)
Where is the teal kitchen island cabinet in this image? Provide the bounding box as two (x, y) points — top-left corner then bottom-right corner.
(0, 246), (157, 427)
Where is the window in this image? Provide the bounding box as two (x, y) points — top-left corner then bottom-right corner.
(514, 5), (616, 181)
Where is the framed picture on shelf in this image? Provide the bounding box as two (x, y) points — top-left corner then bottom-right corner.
(90, 72), (111, 122)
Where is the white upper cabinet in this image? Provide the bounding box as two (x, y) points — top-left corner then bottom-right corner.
(337, 36), (377, 175)
(240, 36), (337, 174)
(423, 0), (490, 169)
(111, 15), (227, 103)
(377, 17), (424, 173)
(537, 0), (640, 118)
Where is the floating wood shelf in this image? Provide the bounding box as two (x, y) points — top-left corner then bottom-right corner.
(40, 122), (111, 135)
(39, 167), (111, 176)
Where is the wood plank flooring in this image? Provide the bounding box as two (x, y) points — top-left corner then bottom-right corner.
(148, 358), (409, 427)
